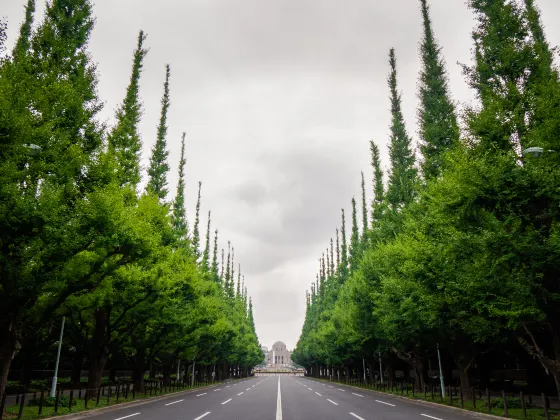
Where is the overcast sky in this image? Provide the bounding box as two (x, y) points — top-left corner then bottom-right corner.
(4, 0), (560, 350)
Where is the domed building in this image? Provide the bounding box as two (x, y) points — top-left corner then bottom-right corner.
(265, 341), (292, 367)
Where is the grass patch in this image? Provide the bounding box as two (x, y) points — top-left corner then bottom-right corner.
(3, 381), (226, 420)
(310, 378), (560, 419)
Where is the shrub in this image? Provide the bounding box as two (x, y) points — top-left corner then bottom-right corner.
(491, 397), (526, 409)
(28, 395), (77, 407)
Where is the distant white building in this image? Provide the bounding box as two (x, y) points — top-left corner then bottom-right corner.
(266, 341), (292, 367)
(261, 345), (268, 352)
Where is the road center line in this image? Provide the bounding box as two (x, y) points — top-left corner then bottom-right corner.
(349, 413), (365, 420)
(421, 415), (443, 420)
(315, 392), (322, 396)
(375, 399), (396, 407)
(352, 393), (363, 397)
(327, 399), (338, 405)
(193, 412), (211, 420)
(237, 392), (244, 396)
(276, 375), (282, 420)
(115, 414), (140, 420)
(165, 399), (184, 406)
(196, 393), (206, 397)
(221, 398), (232, 405)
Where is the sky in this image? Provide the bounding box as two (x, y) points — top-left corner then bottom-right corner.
(3, 0), (560, 351)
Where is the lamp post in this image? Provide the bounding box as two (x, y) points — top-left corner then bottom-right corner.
(23, 144), (41, 156)
(437, 342), (445, 398)
(50, 317), (65, 398)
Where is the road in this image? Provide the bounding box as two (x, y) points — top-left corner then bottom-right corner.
(89, 375), (484, 420)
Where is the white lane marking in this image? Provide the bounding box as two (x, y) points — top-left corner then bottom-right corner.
(329, 386), (334, 388)
(327, 399), (338, 405)
(221, 398), (232, 405)
(338, 388), (345, 392)
(246, 388), (251, 391)
(352, 393), (363, 397)
(375, 400), (396, 407)
(165, 399), (184, 406)
(252, 385), (255, 387)
(349, 413), (365, 420)
(237, 392), (244, 396)
(194, 412), (211, 420)
(115, 414), (140, 420)
(276, 376), (282, 420)
(315, 392), (322, 396)
(226, 385), (230, 388)
(421, 415), (443, 420)
(196, 393), (207, 397)
(213, 388), (221, 391)
(308, 388), (313, 391)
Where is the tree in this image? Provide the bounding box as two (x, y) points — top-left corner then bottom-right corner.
(191, 182), (202, 261)
(172, 133), (188, 242)
(386, 49), (417, 209)
(211, 230), (220, 283)
(349, 198), (360, 274)
(418, 0), (459, 180)
(340, 210), (348, 281)
(370, 141), (385, 222)
(12, 0), (35, 60)
(202, 211), (212, 272)
(107, 31), (147, 189)
(147, 64), (171, 200)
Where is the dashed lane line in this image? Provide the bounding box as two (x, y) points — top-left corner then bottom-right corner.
(193, 412), (211, 420)
(196, 393), (207, 397)
(327, 399), (338, 406)
(221, 398), (232, 405)
(237, 392), (244, 396)
(115, 414), (140, 420)
(338, 389), (345, 392)
(315, 392), (322, 396)
(421, 415), (443, 420)
(352, 393), (363, 397)
(375, 400), (396, 407)
(213, 388), (221, 392)
(349, 413), (365, 420)
(246, 388), (251, 391)
(165, 399), (184, 406)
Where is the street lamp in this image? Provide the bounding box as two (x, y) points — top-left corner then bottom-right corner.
(437, 342), (445, 398)
(50, 317), (65, 398)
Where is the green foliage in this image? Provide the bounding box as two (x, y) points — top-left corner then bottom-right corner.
(294, 0), (560, 399)
(28, 396), (76, 407)
(386, 49), (417, 209)
(146, 64), (171, 200)
(418, 0), (459, 180)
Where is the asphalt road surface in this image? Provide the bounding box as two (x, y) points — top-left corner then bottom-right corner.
(90, 376), (485, 420)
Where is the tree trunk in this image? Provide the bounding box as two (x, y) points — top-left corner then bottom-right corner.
(71, 349), (84, 387)
(455, 359), (472, 391)
(132, 345), (146, 393)
(0, 323), (18, 405)
(86, 309), (108, 399)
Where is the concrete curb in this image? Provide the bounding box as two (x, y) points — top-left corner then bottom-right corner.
(41, 379), (242, 420)
(307, 378), (507, 420)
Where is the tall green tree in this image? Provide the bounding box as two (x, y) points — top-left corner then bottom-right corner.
(211, 229), (219, 282)
(107, 31), (147, 189)
(146, 64), (171, 199)
(202, 211), (211, 272)
(386, 49), (417, 209)
(361, 172), (368, 238)
(13, 0), (35, 59)
(172, 133), (188, 241)
(349, 198), (360, 273)
(418, 0), (460, 180)
(340, 209), (348, 280)
(463, 0), (532, 154)
(370, 141), (385, 222)
(191, 181), (202, 260)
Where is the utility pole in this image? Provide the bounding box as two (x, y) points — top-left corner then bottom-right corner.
(191, 359), (196, 387)
(437, 343), (445, 397)
(363, 359), (367, 383)
(50, 317), (65, 398)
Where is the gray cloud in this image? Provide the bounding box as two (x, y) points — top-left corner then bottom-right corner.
(4, 0), (560, 349)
